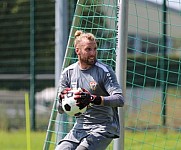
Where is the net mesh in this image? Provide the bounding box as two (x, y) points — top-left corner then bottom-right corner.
(44, 0), (181, 150)
(44, 0), (117, 149)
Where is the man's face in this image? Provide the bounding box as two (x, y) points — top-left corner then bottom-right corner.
(76, 39), (97, 68)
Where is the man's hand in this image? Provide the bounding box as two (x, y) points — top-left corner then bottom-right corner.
(59, 88), (71, 103)
(74, 88), (102, 109)
(74, 88), (91, 109)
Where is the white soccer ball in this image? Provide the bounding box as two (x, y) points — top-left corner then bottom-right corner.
(62, 88), (87, 116)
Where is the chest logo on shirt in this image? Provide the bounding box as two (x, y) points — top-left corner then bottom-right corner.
(89, 81), (97, 91)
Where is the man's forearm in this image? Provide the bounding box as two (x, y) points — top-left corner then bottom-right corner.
(102, 94), (124, 107)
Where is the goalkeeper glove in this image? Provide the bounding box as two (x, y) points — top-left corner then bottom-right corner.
(58, 88), (71, 103)
(58, 88), (71, 114)
(74, 88), (102, 109)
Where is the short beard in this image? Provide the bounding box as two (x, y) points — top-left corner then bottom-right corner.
(80, 57), (96, 66)
(87, 58), (96, 65)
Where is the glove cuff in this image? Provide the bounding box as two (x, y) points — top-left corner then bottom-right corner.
(91, 96), (102, 105)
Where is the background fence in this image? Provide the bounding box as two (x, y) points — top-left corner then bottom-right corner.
(0, 0), (76, 131)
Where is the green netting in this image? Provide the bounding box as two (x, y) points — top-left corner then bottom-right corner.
(44, 0), (181, 150)
(44, 0), (117, 149)
(63, 0), (117, 69)
(126, 0), (181, 149)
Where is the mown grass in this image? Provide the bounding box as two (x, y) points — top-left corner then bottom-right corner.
(0, 130), (180, 150)
(0, 130), (46, 150)
(125, 131), (181, 150)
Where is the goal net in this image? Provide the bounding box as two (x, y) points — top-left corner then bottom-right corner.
(44, 0), (181, 150)
(44, 0), (118, 149)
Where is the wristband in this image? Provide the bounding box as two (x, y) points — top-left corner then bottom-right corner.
(91, 96), (102, 105)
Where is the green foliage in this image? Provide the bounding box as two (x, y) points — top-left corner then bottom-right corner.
(127, 56), (181, 87)
(0, 0), (55, 90)
(0, 0), (55, 73)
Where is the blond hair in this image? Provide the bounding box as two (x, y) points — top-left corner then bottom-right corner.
(74, 30), (96, 47)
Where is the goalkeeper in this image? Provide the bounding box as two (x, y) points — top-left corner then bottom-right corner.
(55, 30), (125, 150)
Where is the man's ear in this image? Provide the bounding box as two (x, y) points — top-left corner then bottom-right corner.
(75, 48), (80, 55)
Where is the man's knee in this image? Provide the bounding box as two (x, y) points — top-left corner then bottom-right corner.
(76, 145), (88, 150)
(55, 141), (77, 150)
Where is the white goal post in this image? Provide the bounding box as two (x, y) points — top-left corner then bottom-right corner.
(114, 0), (129, 150)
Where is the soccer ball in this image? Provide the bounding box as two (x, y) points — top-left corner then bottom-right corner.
(62, 88), (87, 116)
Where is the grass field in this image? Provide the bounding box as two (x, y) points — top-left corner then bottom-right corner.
(125, 131), (181, 150)
(0, 130), (46, 150)
(0, 130), (180, 150)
